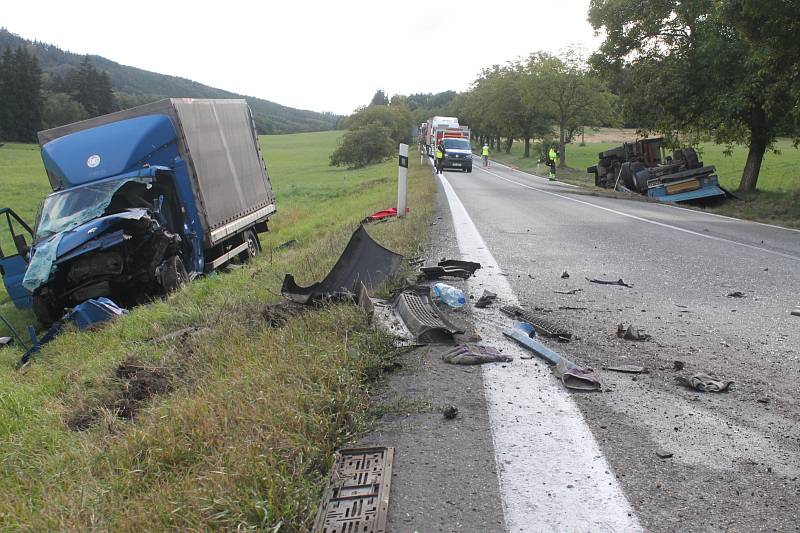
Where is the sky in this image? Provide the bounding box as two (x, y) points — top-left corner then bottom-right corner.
(2, 0), (603, 115)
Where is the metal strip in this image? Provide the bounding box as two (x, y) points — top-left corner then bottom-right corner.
(209, 204), (275, 243)
(206, 241), (249, 270)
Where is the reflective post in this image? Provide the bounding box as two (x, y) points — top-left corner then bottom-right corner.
(397, 143), (408, 218)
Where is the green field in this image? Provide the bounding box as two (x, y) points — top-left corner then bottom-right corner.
(486, 134), (800, 228)
(0, 131), (435, 530)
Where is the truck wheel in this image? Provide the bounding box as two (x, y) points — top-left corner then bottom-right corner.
(466, 166), (472, 173)
(238, 230), (260, 262)
(160, 255), (188, 293)
(32, 292), (63, 327)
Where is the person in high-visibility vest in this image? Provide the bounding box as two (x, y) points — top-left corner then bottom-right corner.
(548, 146), (558, 180)
(436, 142), (445, 174)
(482, 143), (490, 168)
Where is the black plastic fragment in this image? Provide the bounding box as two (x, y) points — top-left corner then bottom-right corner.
(282, 225), (403, 304)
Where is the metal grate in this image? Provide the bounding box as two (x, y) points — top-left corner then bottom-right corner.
(500, 306), (572, 339)
(313, 447), (394, 533)
(395, 291), (463, 343)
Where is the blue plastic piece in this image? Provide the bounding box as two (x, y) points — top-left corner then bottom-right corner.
(69, 297), (128, 330)
(503, 322), (577, 369)
(0, 254), (31, 308)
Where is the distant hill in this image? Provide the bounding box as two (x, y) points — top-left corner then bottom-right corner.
(0, 29), (340, 134)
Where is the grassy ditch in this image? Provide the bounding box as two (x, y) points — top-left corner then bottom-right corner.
(0, 131), (436, 531)
(484, 132), (800, 228)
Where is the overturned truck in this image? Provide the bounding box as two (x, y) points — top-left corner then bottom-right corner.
(587, 138), (727, 203)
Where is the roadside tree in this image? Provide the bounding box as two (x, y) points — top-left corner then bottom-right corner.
(329, 122), (395, 168)
(589, 0), (799, 192)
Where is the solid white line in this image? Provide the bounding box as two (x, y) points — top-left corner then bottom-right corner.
(654, 201), (800, 234)
(483, 156), (580, 188)
(437, 171), (642, 533)
(473, 166), (800, 262)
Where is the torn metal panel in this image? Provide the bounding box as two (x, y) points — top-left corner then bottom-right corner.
(500, 305), (572, 339)
(394, 289), (464, 343)
(312, 446), (394, 533)
(282, 225), (403, 304)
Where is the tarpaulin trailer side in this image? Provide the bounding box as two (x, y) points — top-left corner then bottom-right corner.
(38, 98), (276, 247)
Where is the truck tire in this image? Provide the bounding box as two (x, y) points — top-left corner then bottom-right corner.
(32, 292), (63, 327)
(238, 230), (261, 262)
(160, 255), (187, 293)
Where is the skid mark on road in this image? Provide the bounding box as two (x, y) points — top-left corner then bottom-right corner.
(474, 166), (800, 262)
(438, 171), (641, 533)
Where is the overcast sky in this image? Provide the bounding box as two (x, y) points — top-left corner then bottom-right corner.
(3, 0), (602, 115)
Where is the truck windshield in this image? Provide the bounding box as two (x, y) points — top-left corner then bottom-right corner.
(36, 179), (142, 240)
(443, 139), (470, 150)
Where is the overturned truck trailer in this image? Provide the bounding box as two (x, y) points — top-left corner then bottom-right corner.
(587, 138), (727, 203)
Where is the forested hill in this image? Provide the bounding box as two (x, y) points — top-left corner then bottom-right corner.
(0, 29), (340, 134)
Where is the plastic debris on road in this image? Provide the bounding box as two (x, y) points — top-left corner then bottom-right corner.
(441, 343), (512, 365)
(473, 289), (497, 308)
(616, 323), (651, 341)
(677, 373), (734, 392)
(586, 277), (633, 288)
(361, 207), (409, 224)
(432, 282), (465, 308)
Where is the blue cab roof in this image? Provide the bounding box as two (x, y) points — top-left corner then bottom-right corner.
(40, 114), (177, 189)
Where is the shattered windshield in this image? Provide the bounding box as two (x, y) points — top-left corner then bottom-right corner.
(35, 178), (148, 240)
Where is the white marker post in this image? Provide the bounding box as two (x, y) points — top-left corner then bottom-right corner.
(397, 143), (408, 218)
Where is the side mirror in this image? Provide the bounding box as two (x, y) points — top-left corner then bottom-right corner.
(13, 234), (28, 257)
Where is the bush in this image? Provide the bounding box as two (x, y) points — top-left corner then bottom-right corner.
(329, 123), (396, 168)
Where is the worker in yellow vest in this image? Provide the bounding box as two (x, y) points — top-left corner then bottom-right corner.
(548, 146), (558, 181)
(436, 142), (445, 174)
(482, 143), (490, 168)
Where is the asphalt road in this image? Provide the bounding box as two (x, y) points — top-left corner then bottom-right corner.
(437, 160), (800, 532)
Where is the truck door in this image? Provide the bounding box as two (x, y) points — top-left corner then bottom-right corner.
(0, 208), (34, 309)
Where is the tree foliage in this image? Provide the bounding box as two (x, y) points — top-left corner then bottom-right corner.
(370, 89), (389, 106)
(329, 122), (395, 168)
(42, 91), (88, 129)
(588, 0), (799, 192)
(0, 47), (43, 141)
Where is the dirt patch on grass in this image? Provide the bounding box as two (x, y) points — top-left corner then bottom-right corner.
(65, 357), (174, 431)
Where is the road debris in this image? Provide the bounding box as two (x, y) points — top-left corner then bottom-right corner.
(673, 360), (686, 371)
(656, 451), (674, 459)
(604, 365), (649, 374)
(21, 297), (128, 364)
(442, 405), (459, 419)
(554, 289), (582, 295)
(616, 324), (651, 341)
(361, 207), (409, 223)
(313, 447), (393, 533)
(587, 277), (633, 288)
(500, 305), (572, 340)
(432, 282), (466, 308)
(553, 359), (602, 392)
(474, 290), (497, 308)
(561, 271), (570, 279)
(282, 225), (403, 304)
(0, 336), (12, 347)
(419, 259), (481, 280)
(677, 373), (734, 392)
(503, 322), (601, 391)
(394, 288), (464, 342)
(441, 343), (512, 365)
(791, 306), (800, 317)
(727, 291), (746, 298)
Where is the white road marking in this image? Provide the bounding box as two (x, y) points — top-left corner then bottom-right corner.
(437, 171), (642, 533)
(482, 156), (580, 188)
(474, 166), (800, 262)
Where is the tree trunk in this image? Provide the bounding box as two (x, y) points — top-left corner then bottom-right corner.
(739, 128), (768, 192)
(505, 136), (513, 154)
(558, 118), (567, 168)
(524, 137), (531, 158)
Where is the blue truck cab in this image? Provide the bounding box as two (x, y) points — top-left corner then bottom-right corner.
(0, 98), (276, 325)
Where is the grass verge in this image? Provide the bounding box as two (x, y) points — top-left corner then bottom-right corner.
(484, 134), (800, 228)
(0, 131), (436, 530)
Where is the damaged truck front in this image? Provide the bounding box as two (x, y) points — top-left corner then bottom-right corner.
(1, 98), (276, 325)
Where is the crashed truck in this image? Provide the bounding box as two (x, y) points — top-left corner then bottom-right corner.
(0, 98), (276, 325)
(587, 137), (727, 203)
